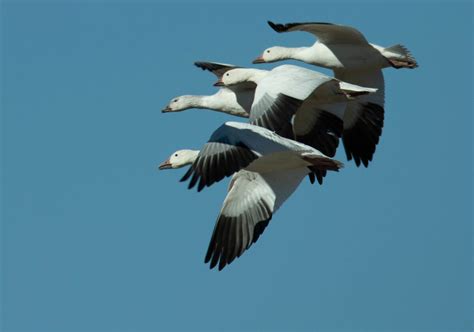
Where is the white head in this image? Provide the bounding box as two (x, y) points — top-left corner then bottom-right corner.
(253, 46), (292, 64)
(162, 96), (197, 113)
(158, 149), (199, 170)
(214, 68), (258, 87)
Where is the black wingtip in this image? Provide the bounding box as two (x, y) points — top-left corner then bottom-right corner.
(209, 260), (217, 269)
(193, 61), (238, 74)
(308, 167), (326, 186)
(194, 61), (206, 70)
(267, 20), (283, 33)
(316, 172), (323, 185)
(180, 167), (193, 182)
(307, 170), (325, 185)
(205, 209), (272, 271)
(342, 102), (384, 168)
(187, 171), (199, 190)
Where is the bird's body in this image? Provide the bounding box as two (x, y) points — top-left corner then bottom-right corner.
(219, 64), (377, 160)
(158, 20), (418, 270)
(204, 168), (307, 270)
(258, 22), (417, 70)
(162, 62), (255, 118)
(179, 121), (344, 191)
(164, 62), (375, 183)
(276, 41), (412, 70)
(159, 122), (343, 270)
(254, 21), (417, 166)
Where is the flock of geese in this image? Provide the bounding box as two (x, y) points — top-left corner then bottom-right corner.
(159, 21), (418, 271)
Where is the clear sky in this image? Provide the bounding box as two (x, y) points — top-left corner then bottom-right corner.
(2, 1), (472, 331)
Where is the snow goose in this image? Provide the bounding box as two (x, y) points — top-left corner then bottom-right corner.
(215, 64), (377, 161)
(253, 21), (418, 167)
(159, 122), (343, 270)
(161, 62), (255, 118)
(254, 21), (418, 70)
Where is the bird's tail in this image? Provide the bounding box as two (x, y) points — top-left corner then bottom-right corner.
(383, 44), (418, 69)
(338, 81), (378, 98)
(302, 154), (344, 172)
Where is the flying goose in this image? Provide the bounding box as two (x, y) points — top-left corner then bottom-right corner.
(254, 21), (418, 70)
(253, 21), (418, 167)
(215, 64), (377, 161)
(161, 62), (255, 118)
(164, 63), (372, 184)
(159, 121), (343, 270)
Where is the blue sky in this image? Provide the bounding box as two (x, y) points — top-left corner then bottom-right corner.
(1, 1), (472, 331)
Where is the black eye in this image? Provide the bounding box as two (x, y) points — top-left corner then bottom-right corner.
(174, 154), (178, 157)
(173, 99), (178, 102)
(266, 50), (270, 53)
(226, 73), (229, 76)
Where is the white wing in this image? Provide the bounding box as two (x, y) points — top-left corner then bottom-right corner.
(249, 65), (337, 142)
(268, 21), (369, 45)
(204, 168), (307, 270)
(255, 65), (334, 101)
(250, 65), (351, 158)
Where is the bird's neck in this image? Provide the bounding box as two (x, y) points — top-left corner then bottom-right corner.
(282, 46), (315, 63)
(176, 150), (200, 168)
(184, 150), (200, 165)
(186, 93), (248, 118)
(240, 68), (268, 84)
(183, 95), (216, 110)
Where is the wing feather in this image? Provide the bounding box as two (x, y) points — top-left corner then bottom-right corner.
(194, 61), (239, 78)
(181, 124), (259, 191)
(335, 68), (385, 167)
(268, 21), (369, 45)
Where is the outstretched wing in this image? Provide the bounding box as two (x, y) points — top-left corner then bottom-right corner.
(293, 102), (345, 158)
(205, 168), (307, 270)
(205, 171), (274, 270)
(249, 93), (303, 139)
(194, 61), (239, 78)
(268, 21), (369, 45)
(335, 68), (385, 167)
(180, 123), (259, 191)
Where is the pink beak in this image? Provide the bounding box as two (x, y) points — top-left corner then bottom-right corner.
(252, 55), (265, 64)
(214, 79), (224, 86)
(158, 159), (172, 170)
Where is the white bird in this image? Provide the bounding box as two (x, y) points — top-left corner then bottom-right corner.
(253, 21), (418, 167)
(164, 63), (373, 184)
(158, 121), (343, 270)
(215, 64), (377, 162)
(161, 62), (255, 118)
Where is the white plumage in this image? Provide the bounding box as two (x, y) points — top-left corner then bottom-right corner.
(162, 62), (254, 118)
(159, 122), (343, 270)
(159, 20), (418, 270)
(254, 21), (417, 166)
(218, 64), (377, 160)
